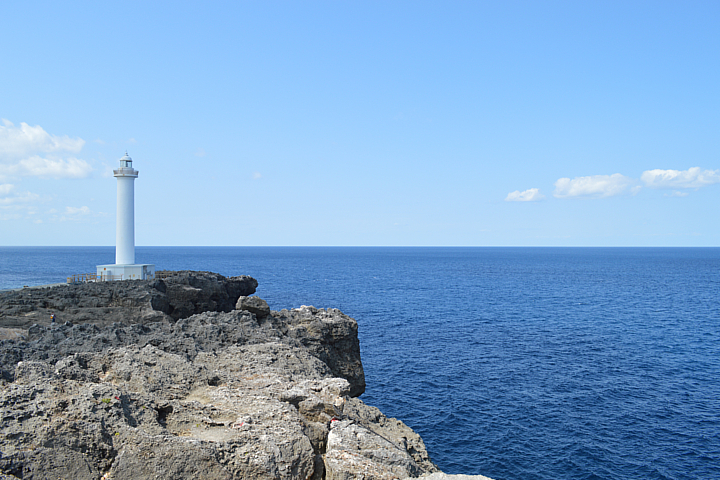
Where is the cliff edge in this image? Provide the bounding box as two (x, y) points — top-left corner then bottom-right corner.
(0, 271), (491, 480)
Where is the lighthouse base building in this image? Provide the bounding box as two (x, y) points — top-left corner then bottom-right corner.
(96, 152), (155, 281)
(95, 263), (156, 281)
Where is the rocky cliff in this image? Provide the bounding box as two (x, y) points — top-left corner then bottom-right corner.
(0, 272), (492, 480)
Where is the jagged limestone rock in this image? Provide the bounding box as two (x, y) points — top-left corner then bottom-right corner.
(0, 271), (487, 479)
(325, 419), (423, 480)
(0, 271), (257, 328)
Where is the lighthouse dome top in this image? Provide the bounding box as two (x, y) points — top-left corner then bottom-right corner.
(114, 152), (138, 177)
(119, 152), (133, 168)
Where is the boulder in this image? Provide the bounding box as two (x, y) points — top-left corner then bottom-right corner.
(235, 295), (271, 318)
(163, 271), (257, 320)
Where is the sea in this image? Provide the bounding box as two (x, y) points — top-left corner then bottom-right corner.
(1, 246), (719, 480)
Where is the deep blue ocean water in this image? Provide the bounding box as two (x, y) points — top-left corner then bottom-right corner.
(1, 246), (719, 480)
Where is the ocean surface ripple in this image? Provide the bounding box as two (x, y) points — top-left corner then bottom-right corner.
(1, 246), (719, 480)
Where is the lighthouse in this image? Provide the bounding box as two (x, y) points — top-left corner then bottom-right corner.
(96, 152), (155, 281)
(115, 152), (137, 264)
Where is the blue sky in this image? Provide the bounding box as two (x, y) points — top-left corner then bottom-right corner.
(1, 1), (719, 246)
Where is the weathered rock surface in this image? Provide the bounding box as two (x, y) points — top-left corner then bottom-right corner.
(274, 306), (366, 398)
(0, 272), (465, 479)
(0, 271), (257, 328)
(236, 295), (271, 319)
(325, 419), (422, 480)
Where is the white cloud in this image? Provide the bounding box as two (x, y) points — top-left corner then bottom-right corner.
(505, 188), (544, 202)
(554, 174), (635, 198)
(0, 186), (40, 206)
(253, 172), (262, 180)
(64, 206), (91, 215)
(195, 148), (207, 157)
(0, 120), (92, 179)
(641, 167), (720, 189)
(665, 191), (689, 197)
(54, 205), (105, 222)
(0, 119), (84, 157)
(0, 156), (92, 178)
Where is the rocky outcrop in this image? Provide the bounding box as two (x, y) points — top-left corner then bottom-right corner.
(163, 271), (258, 321)
(0, 272), (490, 480)
(0, 271), (257, 328)
(272, 306), (365, 398)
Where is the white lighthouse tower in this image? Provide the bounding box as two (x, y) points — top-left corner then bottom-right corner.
(96, 152), (155, 281)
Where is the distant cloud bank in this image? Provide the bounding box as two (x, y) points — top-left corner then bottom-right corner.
(553, 174), (637, 198)
(506, 166), (720, 203)
(641, 167), (720, 189)
(505, 188), (544, 202)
